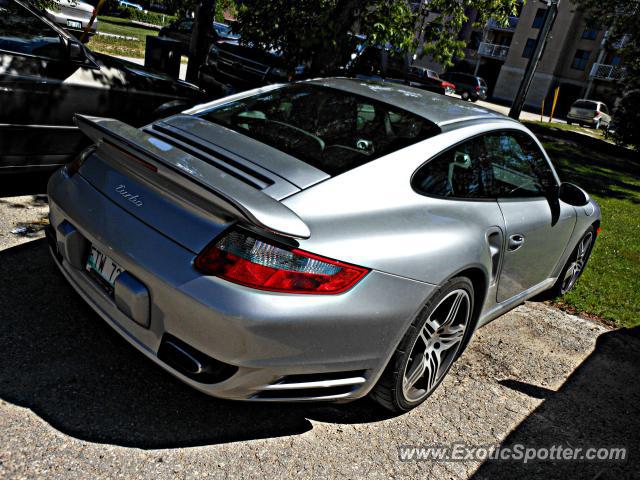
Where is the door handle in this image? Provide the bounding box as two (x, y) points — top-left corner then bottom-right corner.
(508, 234), (525, 251)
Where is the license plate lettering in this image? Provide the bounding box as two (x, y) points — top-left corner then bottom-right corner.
(86, 246), (124, 290)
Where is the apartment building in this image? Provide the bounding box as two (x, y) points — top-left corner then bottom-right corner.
(454, 0), (624, 114)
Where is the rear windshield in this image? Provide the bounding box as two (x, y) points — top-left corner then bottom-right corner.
(198, 84), (439, 176)
(573, 100), (598, 110)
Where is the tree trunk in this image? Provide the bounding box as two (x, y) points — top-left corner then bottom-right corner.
(186, 0), (216, 84)
(308, 0), (368, 76)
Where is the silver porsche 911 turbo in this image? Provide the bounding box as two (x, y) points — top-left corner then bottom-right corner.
(47, 78), (600, 412)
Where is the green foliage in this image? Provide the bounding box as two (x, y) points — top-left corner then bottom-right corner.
(235, 0), (521, 74)
(115, 7), (176, 26)
(526, 121), (640, 327)
(572, 0), (640, 150)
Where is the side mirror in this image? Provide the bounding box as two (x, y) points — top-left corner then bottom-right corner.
(67, 39), (86, 63)
(558, 182), (590, 206)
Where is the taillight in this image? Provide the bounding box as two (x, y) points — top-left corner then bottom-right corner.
(64, 145), (96, 177)
(475, 85), (481, 92)
(194, 229), (369, 294)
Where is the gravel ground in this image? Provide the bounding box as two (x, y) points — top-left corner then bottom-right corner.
(0, 193), (638, 479)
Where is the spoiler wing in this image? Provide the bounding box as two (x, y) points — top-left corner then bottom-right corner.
(74, 114), (310, 239)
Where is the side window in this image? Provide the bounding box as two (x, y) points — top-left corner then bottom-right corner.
(413, 137), (492, 199)
(0, 0), (64, 59)
(482, 132), (556, 198)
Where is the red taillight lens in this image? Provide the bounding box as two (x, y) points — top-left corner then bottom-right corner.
(475, 85), (481, 91)
(194, 230), (369, 294)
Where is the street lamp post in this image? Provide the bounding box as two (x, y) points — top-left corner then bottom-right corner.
(509, 0), (560, 119)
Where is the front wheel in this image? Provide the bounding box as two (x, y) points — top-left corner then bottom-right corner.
(538, 227), (596, 300)
(371, 277), (474, 412)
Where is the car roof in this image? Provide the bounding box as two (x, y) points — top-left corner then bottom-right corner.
(305, 77), (510, 127)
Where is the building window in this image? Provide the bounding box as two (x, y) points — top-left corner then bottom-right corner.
(522, 38), (536, 58)
(582, 27), (598, 40)
(532, 8), (546, 28)
(571, 49), (591, 70)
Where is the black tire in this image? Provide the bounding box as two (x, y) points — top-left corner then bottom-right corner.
(370, 276), (475, 412)
(461, 91), (470, 101)
(536, 226), (596, 301)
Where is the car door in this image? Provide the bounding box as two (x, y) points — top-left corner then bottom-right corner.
(0, 0), (129, 170)
(482, 131), (576, 302)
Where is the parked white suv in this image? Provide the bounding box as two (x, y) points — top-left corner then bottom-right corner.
(567, 99), (611, 130)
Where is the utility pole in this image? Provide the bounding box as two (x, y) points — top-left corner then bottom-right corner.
(509, 0), (560, 119)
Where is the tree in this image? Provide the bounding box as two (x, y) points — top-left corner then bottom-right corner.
(234, 0), (521, 76)
(572, 0), (640, 150)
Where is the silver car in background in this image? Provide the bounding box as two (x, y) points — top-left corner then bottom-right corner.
(47, 79), (600, 412)
(566, 99), (611, 129)
(45, 0), (96, 40)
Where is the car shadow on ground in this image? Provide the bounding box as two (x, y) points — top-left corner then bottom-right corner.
(0, 239), (397, 449)
(0, 171), (52, 198)
(472, 326), (640, 479)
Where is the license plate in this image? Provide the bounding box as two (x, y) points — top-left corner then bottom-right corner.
(67, 20), (82, 29)
(86, 245), (124, 290)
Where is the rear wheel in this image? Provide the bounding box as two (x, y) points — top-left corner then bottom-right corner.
(461, 91), (470, 101)
(371, 277), (474, 412)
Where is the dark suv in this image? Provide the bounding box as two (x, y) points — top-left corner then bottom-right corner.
(441, 72), (487, 102)
(198, 41), (307, 96)
(159, 19), (239, 54)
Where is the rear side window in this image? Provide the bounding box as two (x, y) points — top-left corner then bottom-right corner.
(482, 132), (556, 198)
(199, 84), (440, 176)
(413, 131), (556, 200)
(0, 0), (64, 59)
(412, 137), (492, 199)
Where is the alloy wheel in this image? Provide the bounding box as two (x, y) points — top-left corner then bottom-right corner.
(561, 232), (594, 293)
(402, 289), (471, 403)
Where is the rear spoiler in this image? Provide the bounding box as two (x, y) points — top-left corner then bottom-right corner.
(74, 114), (310, 239)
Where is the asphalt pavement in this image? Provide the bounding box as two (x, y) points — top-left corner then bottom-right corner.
(0, 191), (638, 479)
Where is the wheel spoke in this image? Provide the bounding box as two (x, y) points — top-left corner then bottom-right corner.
(438, 324), (466, 350)
(403, 353), (427, 392)
(442, 291), (465, 327)
(425, 348), (441, 392)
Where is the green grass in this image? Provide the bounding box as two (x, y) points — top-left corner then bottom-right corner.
(87, 16), (159, 58)
(525, 122), (640, 327)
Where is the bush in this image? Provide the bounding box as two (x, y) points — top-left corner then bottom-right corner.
(114, 6), (176, 26)
(611, 89), (640, 151)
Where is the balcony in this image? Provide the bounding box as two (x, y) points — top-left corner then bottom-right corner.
(487, 16), (519, 32)
(478, 42), (510, 60)
(589, 63), (626, 81)
(612, 34), (631, 50)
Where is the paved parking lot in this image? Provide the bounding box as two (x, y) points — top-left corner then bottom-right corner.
(0, 193), (638, 479)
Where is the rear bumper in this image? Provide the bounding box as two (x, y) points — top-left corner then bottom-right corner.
(47, 168), (434, 402)
(45, 10), (97, 35)
(567, 113), (597, 124)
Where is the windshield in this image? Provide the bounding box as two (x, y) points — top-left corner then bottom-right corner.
(573, 100), (598, 110)
(199, 84), (439, 176)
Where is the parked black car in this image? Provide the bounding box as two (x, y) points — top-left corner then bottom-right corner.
(0, 0), (206, 172)
(440, 72), (488, 102)
(158, 18), (239, 54)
